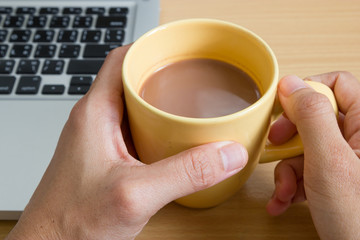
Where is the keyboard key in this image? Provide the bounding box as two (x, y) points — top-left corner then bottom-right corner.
(3, 15), (25, 28)
(59, 44), (80, 58)
(83, 44), (120, 58)
(42, 60), (64, 74)
(70, 76), (93, 85)
(86, 7), (105, 15)
(67, 60), (103, 74)
(68, 85), (90, 95)
(27, 16), (47, 28)
(0, 7), (12, 14)
(109, 7), (128, 15)
(33, 30), (55, 42)
(16, 76), (41, 94)
(63, 7), (82, 14)
(0, 60), (15, 74)
(73, 16), (93, 28)
(68, 75), (92, 95)
(39, 7), (59, 15)
(42, 84), (65, 94)
(57, 30), (78, 42)
(17, 60), (40, 74)
(35, 44), (56, 58)
(0, 30), (8, 42)
(16, 7), (36, 14)
(10, 44), (32, 58)
(81, 30), (101, 42)
(105, 29), (124, 43)
(0, 45), (8, 57)
(9, 30), (31, 42)
(96, 16), (127, 28)
(50, 16), (70, 28)
(0, 76), (16, 94)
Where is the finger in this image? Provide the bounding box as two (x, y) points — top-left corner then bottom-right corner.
(88, 45), (131, 107)
(304, 71), (360, 103)
(305, 71), (360, 150)
(266, 157), (304, 216)
(120, 105), (138, 159)
(268, 114), (297, 145)
(274, 157), (304, 202)
(139, 141), (248, 208)
(266, 195), (291, 216)
(267, 178), (306, 216)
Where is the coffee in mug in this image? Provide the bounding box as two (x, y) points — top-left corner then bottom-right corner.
(139, 58), (261, 118)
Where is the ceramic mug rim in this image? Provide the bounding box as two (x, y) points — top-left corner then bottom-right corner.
(122, 18), (279, 125)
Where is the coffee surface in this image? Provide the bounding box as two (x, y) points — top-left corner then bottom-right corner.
(139, 58), (261, 118)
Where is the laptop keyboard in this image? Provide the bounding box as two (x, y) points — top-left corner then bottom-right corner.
(0, 3), (136, 99)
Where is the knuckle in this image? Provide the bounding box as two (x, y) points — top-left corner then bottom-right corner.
(346, 109), (360, 139)
(106, 46), (126, 60)
(183, 150), (217, 191)
(274, 158), (301, 182)
(274, 160), (287, 179)
(67, 98), (86, 128)
(67, 96), (96, 130)
(112, 181), (146, 223)
(336, 70), (355, 80)
(293, 91), (333, 120)
(348, 133), (360, 151)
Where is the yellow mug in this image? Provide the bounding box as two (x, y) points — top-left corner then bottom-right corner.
(122, 19), (338, 208)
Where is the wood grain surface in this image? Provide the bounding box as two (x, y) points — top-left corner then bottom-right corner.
(1, 0), (359, 239)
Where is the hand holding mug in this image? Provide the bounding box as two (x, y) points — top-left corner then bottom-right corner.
(5, 46), (248, 240)
(267, 72), (360, 240)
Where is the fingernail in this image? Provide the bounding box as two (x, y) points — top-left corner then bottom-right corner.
(279, 75), (309, 97)
(218, 142), (248, 172)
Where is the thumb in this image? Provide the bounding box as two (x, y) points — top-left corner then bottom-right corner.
(278, 75), (338, 127)
(142, 141), (248, 207)
(277, 75), (343, 167)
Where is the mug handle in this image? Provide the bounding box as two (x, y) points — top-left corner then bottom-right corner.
(259, 81), (339, 163)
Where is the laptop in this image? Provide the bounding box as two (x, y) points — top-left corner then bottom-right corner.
(0, 0), (159, 220)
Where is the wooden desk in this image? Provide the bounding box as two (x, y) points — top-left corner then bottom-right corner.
(1, 0), (360, 239)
